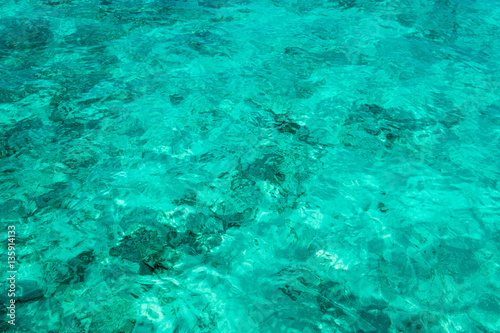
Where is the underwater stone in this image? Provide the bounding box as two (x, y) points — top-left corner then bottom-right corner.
(42, 260), (73, 286)
(35, 190), (64, 210)
(273, 114), (301, 135)
(245, 154), (285, 183)
(216, 211), (249, 230)
(378, 202), (388, 213)
(110, 227), (182, 273)
(169, 93), (184, 105)
(3, 118), (50, 156)
(0, 280), (43, 303)
(133, 317), (156, 333)
(67, 251), (95, 283)
(359, 307), (391, 333)
(17, 280), (44, 303)
(0, 87), (26, 103)
(0, 17), (53, 54)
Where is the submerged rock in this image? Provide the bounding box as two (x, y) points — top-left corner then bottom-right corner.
(110, 227), (181, 274)
(0, 280), (43, 303)
(67, 251), (96, 283)
(0, 17), (52, 55)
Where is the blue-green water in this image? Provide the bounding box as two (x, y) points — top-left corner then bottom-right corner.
(1, 0), (499, 332)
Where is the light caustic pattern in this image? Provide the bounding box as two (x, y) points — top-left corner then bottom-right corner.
(0, 0), (499, 332)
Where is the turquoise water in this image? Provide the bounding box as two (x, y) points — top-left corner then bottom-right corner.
(1, 0), (499, 331)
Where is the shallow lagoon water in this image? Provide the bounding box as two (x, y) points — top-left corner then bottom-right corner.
(1, 0), (499, 332)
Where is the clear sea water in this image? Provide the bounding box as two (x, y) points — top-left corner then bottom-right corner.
(1, 0), (499, 332)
